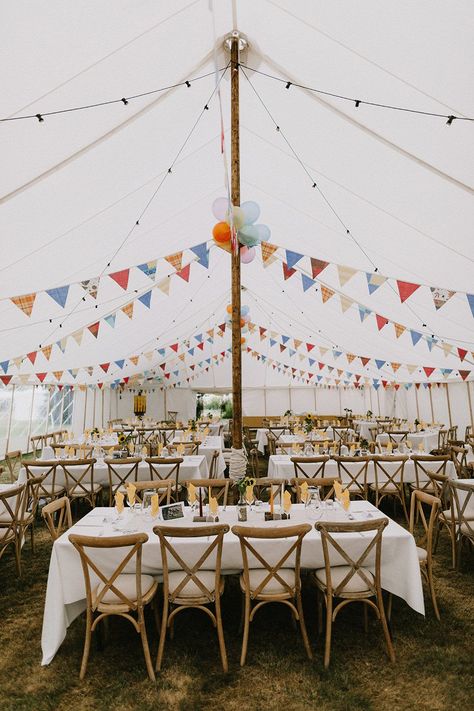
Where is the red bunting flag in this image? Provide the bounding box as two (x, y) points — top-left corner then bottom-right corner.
(109, 269), (130, 290)
(0, 375), (12, 385)
(282, 263), (296, 280)
(170, 344), (179, 352)
(397, 280), (420, 303)
(423, 367), (435, 378)
(310, 258), (329, 279)
(27, 351), (37, 365)
(459, 370), (471, 381)
(360, 357), (370, 367)
(36, 373), (47, 382)
(100, 363), (110, 373)
(88, 322), (100, 338)
(376, 314), (389, 331)
(176, 264), (191, 282)
(306, 343), (315, 352)
(457, 348), (467, 361)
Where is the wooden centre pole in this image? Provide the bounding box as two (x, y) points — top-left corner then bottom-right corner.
(230, 37), (242, 450)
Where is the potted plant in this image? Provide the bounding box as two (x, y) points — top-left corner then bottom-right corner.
(366, 410), (373, 419)
(235, 475), (256, 521)
(360, 438), (369, 454)
(303, 413), (314, 434)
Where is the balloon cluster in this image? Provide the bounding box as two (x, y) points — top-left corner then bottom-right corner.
(211, 198), (271, 264)
(226, 303), (251, 347)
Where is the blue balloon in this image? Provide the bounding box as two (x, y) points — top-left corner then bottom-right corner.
(241, 200), (260, 224)
(240, 305), (250, 316)
(256, 223), (271, 242)
(238, 224), (261, 247)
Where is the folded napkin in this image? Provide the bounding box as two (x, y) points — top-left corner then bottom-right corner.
(407, 440), (412, 449)
(334, 480), (343, 501)
(126, 483), (136, 506)
(209, 496), (219, 515)
(283, 490), (292, 513)
(141, 446), (147, 457)
(245, 484), (254, 504)
(386, 442), (393, 452)
(177, 443), (185, 455)
(150, 493), (159, 518)
(340, 488), (350, 511)
(418, 443), (424, 452)
(350, 444), (356, 454)
(188, 482), (196, 504)
(115, 491), (124, 514)
(299, 480), (309, 503)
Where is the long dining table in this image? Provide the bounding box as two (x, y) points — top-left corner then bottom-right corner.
(41, 500), (424, 665)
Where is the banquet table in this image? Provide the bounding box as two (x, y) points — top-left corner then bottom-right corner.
(354, 420), (378, 440)
(267, 453), (456, 483)
(41, 499), (424, 665)
(171, 436), (226, 476)
(19, 455), (209, 489)
(376, 430), (440, 453)
(256, 428), (355, 453)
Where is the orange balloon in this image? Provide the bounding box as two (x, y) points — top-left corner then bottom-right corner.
(212, 221), (231, 243)
(226, 304), (233, 314)
(240, 336), (246, 344)
(216, 240), (232, 253)
(240, 317), (246, 327)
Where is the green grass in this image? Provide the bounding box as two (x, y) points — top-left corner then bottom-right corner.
(1, 471), (473, 710)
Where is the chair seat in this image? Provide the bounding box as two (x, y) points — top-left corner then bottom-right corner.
(369, 483), (399, 492)
(69, 483), (102, 497)
(94, 573), (157, 606)
(314, 565), (374, 594)
(0, 511), (33, 525)
(0, 527), (16, 542)
(40, 484), (66, 497)
(168, 570), (221, 599)
(409, 483), (435, 493)
(442, 508), (474, 522)
(416, 546), (428, 562)
(241, 568), (296, 596)
(460, 522), (474, 538)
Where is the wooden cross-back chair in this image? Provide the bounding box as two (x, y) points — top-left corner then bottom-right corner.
(314, 518), (394, 668)
(387, 431), (409, 445)
(30, 434), (44, 456)
(186, 478), (229, 506)
(0, 484), (25, 576)
(232, 523), (312, 666)
(168, 442), (200, 456)
(425, 470), (456, 567)
(447, 426), (458, 442)
(133, 480), (172, 506)
(449, 480), (474, 571)
(42, 496), (72, 541)
(332, 427), (351, 443)
(290, 456), (330, 481)
(411, 455), (450, 493)
(105, 457), (140, 505)
(13, 476), (44, 556)
(4, 450), (22, 482)
(158, 428), (176, 446)
(368, 426), (378, 442)
(153, 523), (229, 672)
(23, 460), (66, 502)
(61, 458), (101, 508)
(450, 446), (468, 479)
(267, 427), (288, 445)
(408, 490), (441, 620)
(333, 456), (370, 500)
(145, 457), (183, 500)
(370, 455), (408, 521)
(69, 532), (158, 680)
(438, 429), (448, 450)
(136, 427), (158, 446)
(292, 476), (341, 502)
(208, 450), (221, 478)
(253, 477), (287, 502)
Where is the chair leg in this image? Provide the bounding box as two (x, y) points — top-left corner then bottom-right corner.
(138, 607), (156, 681)
(363, 603), (368, 633)
(323, 596), (333, 669)
(387, 593), (393, 622)
(14, 538), (22, 578)
(240, 593), (251, 667)
(377, 591), (395, 663)
(296, 592), (313, 660)
(426, 565), (440, 621)
(30, 523), (35, 553)
(156, 597), (168, 672)
(79, 610), (93, 679)
(215, 597), (228, 672)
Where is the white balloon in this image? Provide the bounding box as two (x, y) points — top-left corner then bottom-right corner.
(241, 201), (260, 224)
(256, 223), (271, 242)
(212, 197), (229, 221)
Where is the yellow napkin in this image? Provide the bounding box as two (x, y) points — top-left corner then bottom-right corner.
(141, 446), (147, 457)
(334, 480), (343, 501)
(157, 442), (163, 455)
(245, 484), (254, 504)
(115, 491), (124, 514)
(150, 493), (159, 518)
(418, 443), (424, 452)
(203, 427), (209, 437)
(341, 489), (350, 511)
(350, 444), (355, 454)
(188, 482), (196, 504)
(177, 443), (185, 455)
(126, 483), (136, 506)
(300, 480), (309, 503)
(283, 490), (292, 513)
(407, 440), (412, 449)
(386, 442), (393, 452)
(209, 496), (219, 515)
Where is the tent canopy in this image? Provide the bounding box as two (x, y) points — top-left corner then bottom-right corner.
(1, 0), (473, 390)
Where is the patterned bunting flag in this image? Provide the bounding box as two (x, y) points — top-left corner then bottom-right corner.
(394, 323), (405, 338)
(81, 277), (99, 299)
(110, 269), (130, 290)
(425, 336), (438, 351)
(321, 286), (335, 303)
(137, 260), (157, 280)
(340, 295), (353, 313)
(41, 345), (52, 360)
(157, 276), (171, 295)
(165, 251), (183, 271)
(358, 306), (371, 322)
(129, 356), (139, 366)
(430, 287), (455, 310)
(121, 302), (134, 319)
(53, 371), (63, 381)
(442, 343), (453, 357)
(261, 242), (278, 263)
(310, 258), (329, 279)
(11, 293), (36, 316)
(46, 285), (70, 308)
(366, 272), (387, 295)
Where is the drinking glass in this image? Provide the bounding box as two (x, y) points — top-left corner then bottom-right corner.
(305, 487), (322, 520)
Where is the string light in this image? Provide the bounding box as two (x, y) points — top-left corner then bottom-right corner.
(240, 63), (474, 123)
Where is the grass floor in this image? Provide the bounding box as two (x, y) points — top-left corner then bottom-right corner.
(1, 470), (473, 710)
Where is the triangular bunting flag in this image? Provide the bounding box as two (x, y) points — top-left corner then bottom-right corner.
(100, 363), (110, 373)
(81, 277), (99, 299)
(176, 264), (191, 282)
(459, 370), (470, 381)
(285, 250), (303, 269)
(11, 293), (36, 316)
(157, 276), (171, 295)
(375, 360), (385, 370)
(410, 330), (422, 346)
(366, 272), (387, 295)
(137, 260), (157, 280)
(104, 314), (116, 328)
(310, 258), (329, 279)
(27, 352), (37, 365)
(423, 367), (435, 378)
(394, 323), (405, 338)
(282, 262), (296, 280)
(114, 360), (125, 369)
(321, 286), (335, 303)
(301, 274), (315, 292)
(165, 251), (183, 271)
(88, 322), (100, 338)
(337, 265), (357, 287)
(261, 242), (278, 263)
(121, 302), (134, 319)
(431, 287), (455, 310)
(109, 269), (130, 290)
(190, 243), (210, 269)
(457, 348), (467, 361)
(397, 280), (421, 303)
(340, 295), (353, 313)
(36, 372), (47, 382)
(46, 285), (70, 308)
(375, 314), (388, 331)
(0, 375), (13, 386)
(138, 290), (152, 309)
(358, 305), (371, 322)
(0, 361), (9, 374)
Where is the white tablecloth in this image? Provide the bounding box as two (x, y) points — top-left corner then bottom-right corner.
(376, 430), (440, 453)
(354, 420), (378, 440)
(256, 428), (355, 453)
(171, 436), (226, 476)
(255, 428), (290, 453)
(267, 454), (456, 483)
(41, 500), (424, 665)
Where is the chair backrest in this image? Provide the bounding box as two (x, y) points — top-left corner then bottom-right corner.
(42, 497), (72, 540)
(30, 434), (44, 453)
(425, 470), (450, 509)
(411, 455), (449, 490)
(387, 431), (409, 444)
(0, 484), (25, 543)
(169, 442), (200, 456)
(105, 457), (140, 496)
(332, 427), (350, 443)
(447, 426), (458, 442)
(316, 518), (388, 597)
(409, 490), (440, 560)
(291, 456), (329, 479)
(449, 481), (474, 541)
(450, 446), (468, 478)
(333, 456), (370, 496)
(465, 425), (471, 442)
(158, 428), (175, 445)
(254, 477), (287, 501)
(186, 478), (229, 506)
(438, 430), (448, 449)
(145, 457), (183, 484)
(69, 532), (149, 610)
(232, 523), (311, 598)
(133, 480), (172, 505)
(60, 459), (96, 498)
(292, 476), (341, 502)
(267, 427), (287, 444)
(372, 455), (408, 490)
(5, 450), (22, 481)
(208, 450), (221, 479)
(19, 476), (45, 519)
(266, 432), (277, 456)
(136, 427), (157, 445)
(153, 524), (229, 603)
(23, 460), (64, 498)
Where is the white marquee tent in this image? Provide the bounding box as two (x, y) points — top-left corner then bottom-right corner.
(0, 0), (473, 454)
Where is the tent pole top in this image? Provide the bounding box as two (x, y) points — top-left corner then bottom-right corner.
(223, 30), (249, 53)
